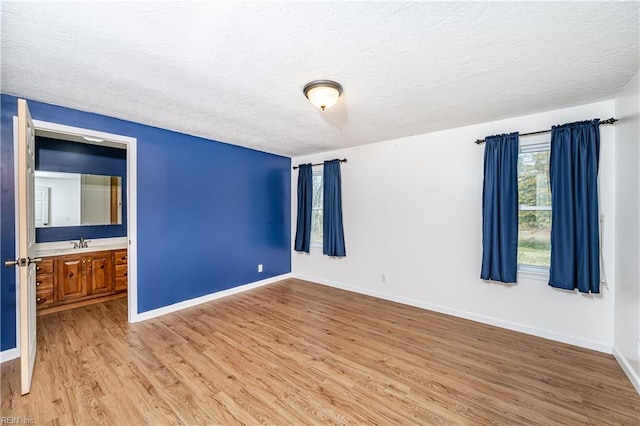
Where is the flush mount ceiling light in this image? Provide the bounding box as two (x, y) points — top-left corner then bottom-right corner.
(303, 80), (343, 111)
(82, 136), (104, 143)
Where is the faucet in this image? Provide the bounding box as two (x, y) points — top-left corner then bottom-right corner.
(71, 238), (90, 249)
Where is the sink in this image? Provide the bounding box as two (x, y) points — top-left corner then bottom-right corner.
(34, 237), (128, 257)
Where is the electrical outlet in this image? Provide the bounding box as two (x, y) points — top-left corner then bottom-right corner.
(258, 264), (263, 273)
(381, 274), (386, 283)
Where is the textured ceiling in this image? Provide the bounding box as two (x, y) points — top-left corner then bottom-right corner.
(1, 2), (638, 157)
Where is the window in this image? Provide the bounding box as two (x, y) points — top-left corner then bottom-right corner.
(311, 171), (323, 246)
(518, 142), (551, 269)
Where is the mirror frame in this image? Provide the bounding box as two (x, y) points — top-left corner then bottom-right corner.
(34, 171), (123, 229)
(35, 135), (127, 243)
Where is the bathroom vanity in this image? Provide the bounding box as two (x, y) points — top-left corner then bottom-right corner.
(34, 238), (128, 315)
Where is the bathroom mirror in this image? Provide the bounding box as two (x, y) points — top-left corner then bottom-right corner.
(34, 171), (122, 228)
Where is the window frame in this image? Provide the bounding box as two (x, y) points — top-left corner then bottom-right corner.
(310, 170), (323, 248)
(517, 137), (551, 277)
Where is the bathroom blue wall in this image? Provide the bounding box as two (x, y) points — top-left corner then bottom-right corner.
(0, 94), (291, 351)
(35, 136), (128, 242)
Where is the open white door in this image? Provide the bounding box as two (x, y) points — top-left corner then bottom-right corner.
(15, 99), (38, 395)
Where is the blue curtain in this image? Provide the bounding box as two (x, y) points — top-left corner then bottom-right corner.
(549, 120), (600, 293)
(294, 164), (312, 253)
(481, 133), (519, 283)
(323, 160), (346, 257)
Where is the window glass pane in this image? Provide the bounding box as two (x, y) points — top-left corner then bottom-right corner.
(312, 174), (323, 209)
(311, 173), (323, 244)
(518, 210), (551, 267)
(311, 209), (323, 245)
(518, 149), (550, 207)
(518, 145), (551, 268)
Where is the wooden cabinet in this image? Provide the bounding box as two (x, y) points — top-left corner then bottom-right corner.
(57, 251), (114, 299)
(113, 249), (128, 293)
(37, 248), (126, 315)
(87, 252), (114, 295)
(35, 259), (55, 307)
(58, 255), (86, 301)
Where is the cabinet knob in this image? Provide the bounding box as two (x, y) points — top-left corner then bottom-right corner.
(88, 259), (92, 263)
(36, 281), (41, 286)
(36, 297), (47, 305)
(36, 266), (40, 271)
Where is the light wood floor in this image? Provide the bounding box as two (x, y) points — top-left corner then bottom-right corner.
(2, 279), (638, 425)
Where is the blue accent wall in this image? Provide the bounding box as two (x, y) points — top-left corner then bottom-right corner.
(35, 136), (128, 242)
(0, 94), (291, 351)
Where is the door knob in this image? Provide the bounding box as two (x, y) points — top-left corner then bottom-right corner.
(4, 258), (27, 267)
(2, 256), (41, 268)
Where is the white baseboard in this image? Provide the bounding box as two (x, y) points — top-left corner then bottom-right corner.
(613, 346), (640, 395)
(294, 274), (612, 354)
(0, 348), (19, 363)
(131, 273), (292, 323)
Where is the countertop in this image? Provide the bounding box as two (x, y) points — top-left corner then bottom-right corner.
(34, 237), (128, 257)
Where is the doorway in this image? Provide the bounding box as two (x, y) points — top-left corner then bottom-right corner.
(13, 117), (138, 334)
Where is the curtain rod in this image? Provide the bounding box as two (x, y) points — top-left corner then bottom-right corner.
(292, 158), (347, 170)
(474, 117), (618, 145)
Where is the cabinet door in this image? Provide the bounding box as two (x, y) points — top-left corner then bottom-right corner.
(114, 249), (128, 292)
(88, 252), (113, 295)
(35, 258), (55, 307)
(35, 274), (54, 307)
(57, 256), (87, 301)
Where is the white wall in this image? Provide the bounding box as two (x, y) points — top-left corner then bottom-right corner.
(614, 68), (640, 393)
(292, 100), (616, 353)
(81, 174), (111, 225)
(34, 174), (81, 226)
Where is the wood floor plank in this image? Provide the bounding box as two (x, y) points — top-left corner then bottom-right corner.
(2, 279), (638, 425)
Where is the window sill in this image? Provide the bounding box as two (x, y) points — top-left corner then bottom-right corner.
(517, 265), (549, 282)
